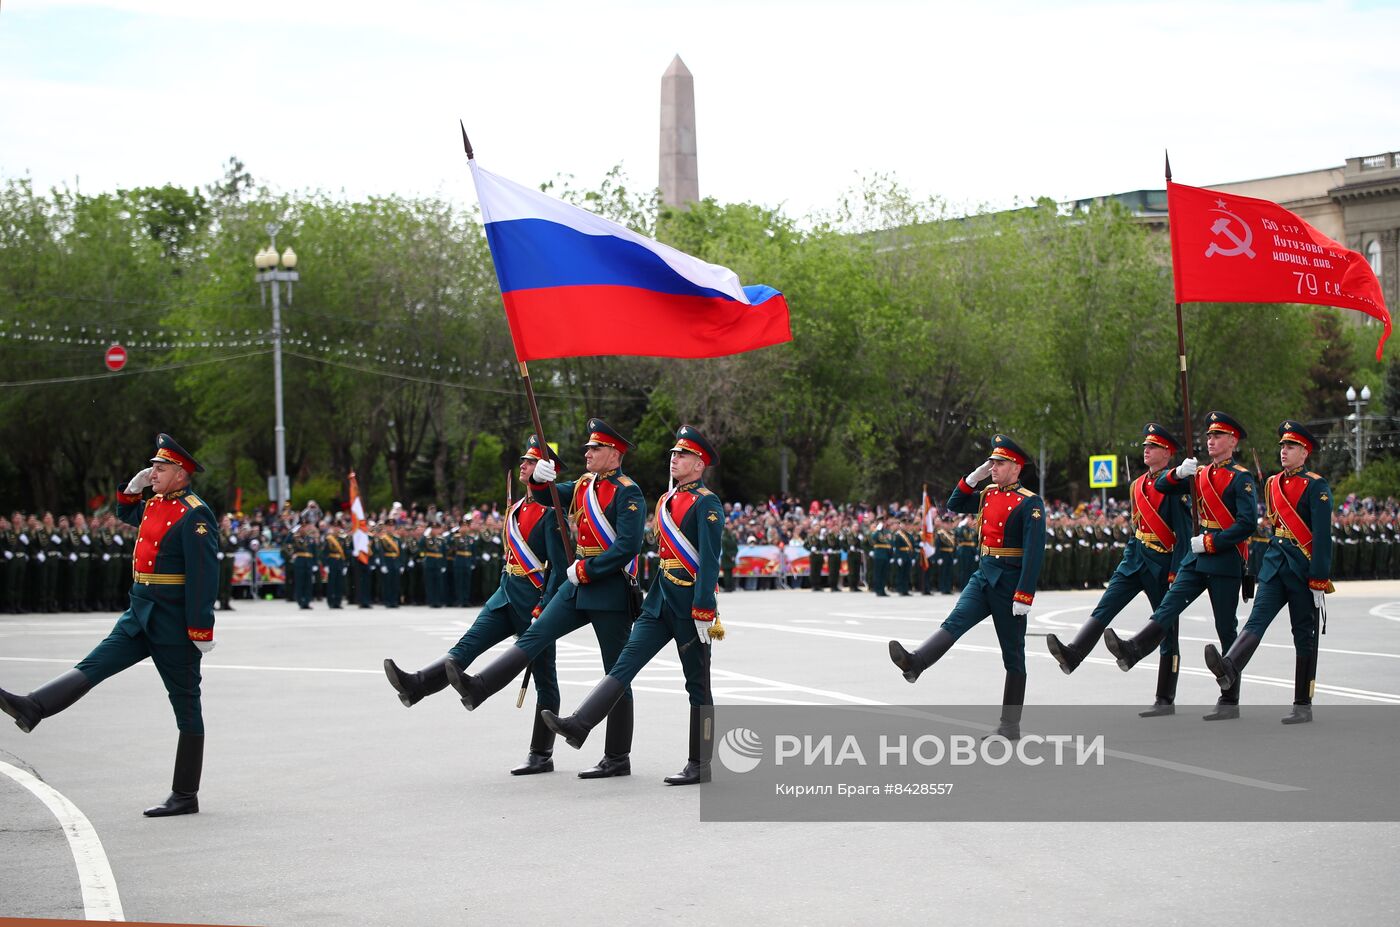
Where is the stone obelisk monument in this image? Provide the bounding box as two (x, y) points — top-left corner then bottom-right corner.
(659, 55), (698, 208)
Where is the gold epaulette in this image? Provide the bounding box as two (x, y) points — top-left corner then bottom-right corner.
(1307, 471), (1322, 479)
(182, 494), (206, 509)
(1018, 487), (1035, 497)
(696, 487), (713, 496)
(616, 475), (635, 487)
(1233, 464), (1249, 472)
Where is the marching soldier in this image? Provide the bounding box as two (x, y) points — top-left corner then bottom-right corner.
(1046, 424), (1191, 715)
(1104, 411), (1257, 720)
(545, 426), (722, 785)
(889, 436), (1045, 739)
(384, 435), (566, 774)
(0, 435), (218, 816)
(1203, 421), (1332, 723)
(869, 522), (891, 596)
(446, 419), (645, 779)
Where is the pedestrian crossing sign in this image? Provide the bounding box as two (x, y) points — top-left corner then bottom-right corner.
(1088, 455), (1118, 488)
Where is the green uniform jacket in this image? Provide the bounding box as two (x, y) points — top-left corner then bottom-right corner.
(644, 480), (723, 620)
(115, 487), (218, 645)
(534, 470), (646, 612)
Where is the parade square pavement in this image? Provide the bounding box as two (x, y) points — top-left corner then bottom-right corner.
(3, 582), (1400, 925)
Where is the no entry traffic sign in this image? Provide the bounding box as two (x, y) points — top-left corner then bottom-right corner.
(105, 343), (127, 371)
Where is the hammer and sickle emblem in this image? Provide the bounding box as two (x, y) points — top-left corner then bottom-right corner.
(1204, 204), (1255, 259)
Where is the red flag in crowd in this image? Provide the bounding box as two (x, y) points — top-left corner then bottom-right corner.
(347, 471), (371, 565)
(1167, 181), (1390, 358)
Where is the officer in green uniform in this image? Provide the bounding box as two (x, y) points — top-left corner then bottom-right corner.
(721, 522), (739, 592)
(1047, 424), (1191, 715)
(322, 522), (348, 609)
(385, 435), (567, 774)
(477, 521), (503, 601)
(448, 418), (645, 780)
(0, 516), (16, 613)
(890, 435), (1045, 739)
(954, 519), (977, 589)
(828, 524), (845, 593)
(936, 521), (956, 595)
(0, 435), (217, 816)
(1204, 421), (1333, 724)
(870, 523), (891, 596)
(1105, 411), (1258, 720)
(422, 525), (446, 608)
(451, 521), (476, 607)
(377, 526), (402, 607)
(545, 425), (722, 786)
(892, 522), (914, 596)
(290, 523), (317, 609)
(217, 515), (237, 610)
(70, 514), (93, 612)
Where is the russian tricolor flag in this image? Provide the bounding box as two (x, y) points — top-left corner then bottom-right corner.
(469, 160), (792, 361)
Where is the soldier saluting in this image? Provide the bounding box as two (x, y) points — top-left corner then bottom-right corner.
(1204, 421), (1333, 724)
(889, 435), (1044, 739)
(1047, 423), (1192, 715)
(1104, 411), (1257, 720)
(0, 435), (218, 816)
(545, 426), (723, 785)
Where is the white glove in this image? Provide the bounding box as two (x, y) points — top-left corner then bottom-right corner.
(1175, 457), (1199, 479)
(125, 467), (154, 493)
(102, 553), (110, 561)
(194, 639), (216, 654)
(966, 460), (994, 487)
(407, 559), (415, 568)
(695, 620), (712, 644)
(81, 536), (90, 545)
(3, 551), (10, 560)
(566, 560), (582, 585)
(36, 552), (46, 563)
(533, 459), (557, 482)
(381, 566), (388, 574)
(69, 553), (77, 562)
(1190, 535), (1207, 554)
(216, 552), (224, 560)
(1312, 589), (1326, 609)
(1012, 601), (1031, 618)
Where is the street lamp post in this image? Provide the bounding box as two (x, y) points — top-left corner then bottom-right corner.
(1345, 384), (1372, 475)
(254, 223), (299, 514)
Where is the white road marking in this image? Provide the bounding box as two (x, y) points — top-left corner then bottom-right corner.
(1369, 602), (1400, 623)
(0, 759), (124, 921)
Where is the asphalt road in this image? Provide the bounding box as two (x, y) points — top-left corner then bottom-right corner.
(3, 582), (1399, 925)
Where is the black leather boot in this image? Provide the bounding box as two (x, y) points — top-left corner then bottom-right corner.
(889, 629), (955, 684)
(0, 669), (92, 733)
(1102, 621), (1166, 672)
(1139, 655), (1180, 717)
(445, 645), (530, 711)
(664, 705), (714, 785)
(984, 672), (1026, 741)
(511, 706), (557, 775)
(383, 655), (455, 707)
(579, 688), (633, 779)
(144, 732), (203, 817)
(541, 676), (625, 752)
(1046, 620), (1106, 675)
(1203, 631), (1261, 694)
(1282, 651), (1317, 724)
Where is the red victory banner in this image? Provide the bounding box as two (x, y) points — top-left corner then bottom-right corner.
(1167, 180), (1391, 358)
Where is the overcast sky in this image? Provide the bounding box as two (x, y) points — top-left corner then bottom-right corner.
(3, 0), (1398, 219)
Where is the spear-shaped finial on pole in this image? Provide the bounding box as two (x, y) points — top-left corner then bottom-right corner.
(1165, 149), (1173, 182)
(460, 120), (474, 160)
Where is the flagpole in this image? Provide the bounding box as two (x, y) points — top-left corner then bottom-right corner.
(462, 122), (577, 566)
(1167, 151), (1200, 533)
